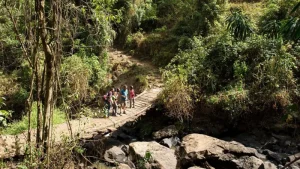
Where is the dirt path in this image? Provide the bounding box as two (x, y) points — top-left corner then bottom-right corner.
(108, 48), (162, 92)
(0, 49), (163, 159)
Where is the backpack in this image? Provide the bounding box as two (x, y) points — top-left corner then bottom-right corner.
(102, 94), (108, 101)
(102, 91), (112, 101)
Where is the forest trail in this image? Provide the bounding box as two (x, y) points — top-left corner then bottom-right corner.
(0, 48), (163, 159)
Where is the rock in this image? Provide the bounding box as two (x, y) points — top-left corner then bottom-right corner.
(188, 167), (206, 169)
(160, 137), (181, 148)
(286, 153), (300, 162)
(129, 141), (177, 169)
(258, 162), (277, 169)
(180, 134), (264, 169)
(263, 149), (287, 163)
(229, 133), (263, 150)
(104, 146), (127, 164)
(116, 163), (131, 169)
(121, 145), (130, 155)
(152, 125), (178, 140)
(284, 153), (300, 169)
(232, 156), (263, 169)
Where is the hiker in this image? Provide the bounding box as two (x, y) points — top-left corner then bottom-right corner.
(111, 90), (118, 116)
(129, 85), (135, 108)
(103, 88), (115, 117)
(120, 85), (128, 114)
(116, 88), (122, 115)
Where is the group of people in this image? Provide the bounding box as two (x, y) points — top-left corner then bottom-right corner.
(103, 85), (135, 117)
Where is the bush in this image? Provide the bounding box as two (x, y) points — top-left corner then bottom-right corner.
(159, 77), (193, 121)
(162, 34), (299, 127)
(125, 32), (145, 49)
(60, 53), (109, 105)
(61, 55), (91, 104)
(135, 75), (148, 93)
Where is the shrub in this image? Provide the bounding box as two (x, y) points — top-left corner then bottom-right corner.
(159, 77), (193, 121)
(125, 32), (145, 49)
(61, 55), (91, 104)
(0, 71), (18, 97)
(162, 34), (299, 127)
(135, 75), (148, 93)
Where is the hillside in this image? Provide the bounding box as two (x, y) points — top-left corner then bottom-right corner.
(0, 0), (299, 168)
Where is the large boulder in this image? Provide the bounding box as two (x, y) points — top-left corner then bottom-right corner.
(104, 146), (127, 164)
(152, 125), (178, 140)
(180, 134), (273, 169)
(129, 141), (177, 169)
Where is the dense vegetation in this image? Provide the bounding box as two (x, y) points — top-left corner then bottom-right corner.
(0, 0), (299, 167)
(107, 0), (300, 129)
(158, 0), (300, 130)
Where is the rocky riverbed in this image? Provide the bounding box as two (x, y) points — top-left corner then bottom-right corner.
(79, 108), (300, 169)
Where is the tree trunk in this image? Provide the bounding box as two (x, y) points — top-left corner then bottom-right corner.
(38, 0), (55, 160)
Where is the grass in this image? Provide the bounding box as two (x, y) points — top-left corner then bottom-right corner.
(1, 102), (66, 135)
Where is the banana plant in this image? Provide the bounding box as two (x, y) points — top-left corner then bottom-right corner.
(226, 8), (254, 40)
(282, 2), (300, 41)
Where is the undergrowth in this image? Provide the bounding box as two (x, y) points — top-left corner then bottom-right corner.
(1, 102), (66, 135)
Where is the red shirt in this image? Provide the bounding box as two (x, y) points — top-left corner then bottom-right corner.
(130, 89), (135, 98)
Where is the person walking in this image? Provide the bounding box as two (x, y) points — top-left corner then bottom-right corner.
(104, 87), (115, 117)
(116, 88), (122, 115)
(111, 90), (118, 116)
(120, 85), (128, 114)
(129, 85), (135, 108)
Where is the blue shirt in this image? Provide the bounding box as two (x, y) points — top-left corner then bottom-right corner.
(121, 89), (128, 101)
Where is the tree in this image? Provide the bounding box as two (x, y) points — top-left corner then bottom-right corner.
(3, 0), (62, 165)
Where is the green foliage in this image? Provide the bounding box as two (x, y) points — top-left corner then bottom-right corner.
(2, 102), (65, 135)
(61, 55), (91, 103)
(259, 0), (300, 41)
(60, 52), (109, 104)
(282, 2), (300, 41)
(163, 33), (299, 126)
(120, 0), (226, 67)
(159, 76), (194, 121)
(0, 97), (12, 127)
(226, 8), (254, 40)
(261, 20), (282, 39)
(137, 150), (153, 169)
(12, 87), (29, 107)
(135, 75), (148, 92)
